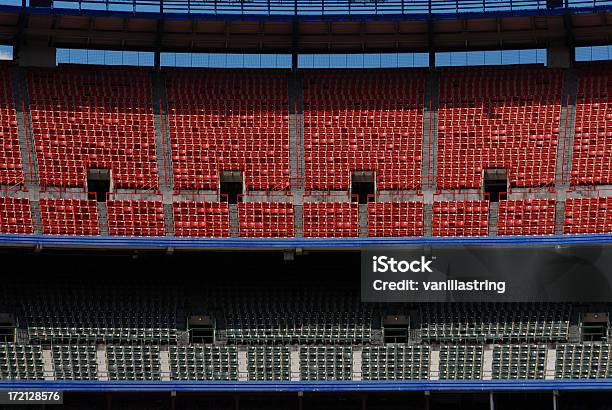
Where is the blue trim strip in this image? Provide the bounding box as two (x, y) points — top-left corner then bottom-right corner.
(0, 233), (610, 250)
(0, 379), (611, 392)
(1, 4), (612, 22)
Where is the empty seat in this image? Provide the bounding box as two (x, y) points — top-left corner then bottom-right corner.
(497, 198), (556, 236)
(0, 343), (44, 380)
(556, 343), (612, 379)
(439, 345), (483, 380)
(237, 202), (294, 238)
(367, 201), (424, 237)
(303, 201), (359, 237)
(106, 200), (165, 237)
(303, 71), (424, 190)
(0, 65), (23, 186)
(432, 200), (489, 237)
(571, 62), (612, 186)
(437, 65), (562, 189)
(40, 198), (99, 236)
(564, 197), (612, 234)
(299, 346), (352, 381)
(362, 345), (429, 380)
(27, 66), (159, 189)
(0, 196), (33, 234)
(173, 201), (230, 237)
(52, 345), (98, 380)
(247, 346), (290, 381)
(165, 70), (290, 191)
(169, 345), (237, 381)
(492, 344), (547, 380)
(420, 304), (570, 343)
(106, 345), (161, 381)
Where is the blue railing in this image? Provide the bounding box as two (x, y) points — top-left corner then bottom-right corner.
(4, 0), (612, 16)
(1, 379), (612, 391)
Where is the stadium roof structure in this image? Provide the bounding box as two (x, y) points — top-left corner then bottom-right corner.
(0, 0), (612, 54)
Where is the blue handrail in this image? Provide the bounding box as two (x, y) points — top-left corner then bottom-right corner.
(6, 0), (612, 16)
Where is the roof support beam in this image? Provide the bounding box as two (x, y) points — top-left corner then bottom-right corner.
(427, 18), (435, 68)
(12, 11), (28, 61)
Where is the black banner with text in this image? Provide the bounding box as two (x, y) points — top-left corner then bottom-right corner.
(361, 245), (612, 302)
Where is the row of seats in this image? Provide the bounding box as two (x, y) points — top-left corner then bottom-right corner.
(106, 200), (166, 237)
(106, 345), (161, 381)
(431, 200), (489, 237)
(492, 344), (547, 380)
(247, 346), (291, 381)
(224, 311), (373, 345)
(53, 345), (97, 380)
(303, 202), (359, 237)
(39, 198), (99, 236)
(166, 70), (290, 191)
(564, 197), (612, 234)
(238, 201), (294, 238)
(361, 345), (429, 380)
(5, 342), (612, 381)
(556, 343), (612, 379)
(4, 63), (611, 193)
(420, 304), (571, 342)
(0, 66), (22, 186)
(27, 67), (159, 189)
(2, 196), (611, 236)
(173, 201), (230, 237)
(303, 71), (424, 190)
(0, 196), (33, 234)
(571, 63), (612, 186)
(299, 346), (352, 380)
(439, 345), (483, 380)
(170, 345), (237, 381)
(437, 65), (562, 189)
(497, 198), (556, 236)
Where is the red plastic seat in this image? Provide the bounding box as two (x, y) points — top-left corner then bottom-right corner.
(39, 198), (100, 236)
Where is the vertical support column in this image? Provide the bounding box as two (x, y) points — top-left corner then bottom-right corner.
(159, 347), (171, 381)
(96, 344), (108, 381)
(352, 346), (362, 381)
(237, 347), (248, 381)
(290, 346), (301, 381)
(422, 69), (438, 192)
(555, 67), (577, 190)
(151, 71), (174, 202)
(482, 345), (493, 380)
(10, 65), (39, 188)
(429, 346), (440, 380)
(42, 346), (54, 381)
(545, 347), (557, 380)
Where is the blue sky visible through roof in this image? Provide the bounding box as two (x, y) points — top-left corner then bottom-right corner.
(0, 45), (610, 67)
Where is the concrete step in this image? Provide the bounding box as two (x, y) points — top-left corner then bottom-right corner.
(10, 66), (38, 186)
(97, 202), (109, 235)
(30, 200), (42, 234)
(489, 202), (499, 237)
(229, 204), (239, 237)
(164, 203), (174, 236)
